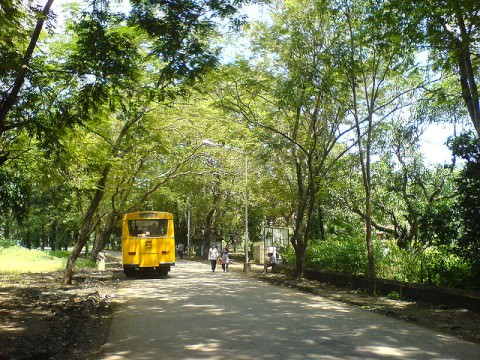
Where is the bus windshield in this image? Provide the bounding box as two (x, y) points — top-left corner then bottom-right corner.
(128, 219), (168, 237)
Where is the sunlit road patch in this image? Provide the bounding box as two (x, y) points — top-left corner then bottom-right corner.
(101, 260), (480, 359)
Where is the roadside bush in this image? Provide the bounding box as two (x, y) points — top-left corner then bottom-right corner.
(305, 236), (367, 275)
(0, 238), (18, 248)
(375, 241), (423, 283)
(376, 242), (475, 288)
(423, 247), (474, 289)
(280, 246), (295, 266)
(282, 237), (475, 290)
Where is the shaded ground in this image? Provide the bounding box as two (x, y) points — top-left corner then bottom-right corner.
(0, 257), (479, 359)
(0, 265), (118, 360)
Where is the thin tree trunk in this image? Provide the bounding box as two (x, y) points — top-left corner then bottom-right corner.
(203, 208), (216, 259)
(63, 165), (111, 284)
(91, 212), (116, 260)
(365, 184), (376, 294)
(53, 219), (59, 251)
(0, 0), (55, 130)
(455, 12), (480, 137)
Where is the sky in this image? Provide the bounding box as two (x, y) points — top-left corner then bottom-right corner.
(420, 124), (453, 165)
(420, 121), (474, 166)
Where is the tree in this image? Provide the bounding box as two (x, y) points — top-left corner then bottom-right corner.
(0, 1), (69, 223)
(388, 0), (480, 137)
(450, 132), (480, 289)
(334, 0), (423, 293)
(0, 0), (56, 165)
(59, 0), (252, 283)
(211, 0), (353, 278)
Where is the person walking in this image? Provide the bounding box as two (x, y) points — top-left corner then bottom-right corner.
(177, 243), (184, 259)
(208, 244), (219, 272)
(221, 248), (230, 272)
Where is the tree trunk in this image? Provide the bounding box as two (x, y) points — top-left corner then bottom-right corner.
(294, 243), (306, 278)
(203, 208), (216, 259)
(455, 11), (480, 137)
(91, 212), (116, 260)
(52, 219), (59, 251)
(63, 165), (110, 284)
(0, 0), (54, 130)
(365, 187), (376, 295)
(91, 226), (114, 261)
(291, 210), (307, 278)
(26, 231), (32, 249)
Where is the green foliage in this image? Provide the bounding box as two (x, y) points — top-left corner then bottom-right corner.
(387, 0), (480, 136)
(450, 132), (480, 288)
(0, 238), (18, 248)
(0, 1), (31, 79)
(279, 245), (296, 267)
(49, 250), (71, 259)
(282, 236), (475, 290)
(304, 237), (368, 275)
(387, 291), (401, 300)
(418, 197), (460, 247)
(375, 242), (423, 283)
(0, 163), (30, 219)
(128, 0), (247, 87)
(423, 247), (474, 289)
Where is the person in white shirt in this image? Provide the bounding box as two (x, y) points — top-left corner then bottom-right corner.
(208, 244), (219, 272)
(263, 252), (277, 273)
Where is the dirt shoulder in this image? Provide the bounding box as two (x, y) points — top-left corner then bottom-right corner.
(1, 259), (479, 360)
(0, 266), (118, 360)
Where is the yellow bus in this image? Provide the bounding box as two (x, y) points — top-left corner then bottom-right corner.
(122, 211), (175, 276)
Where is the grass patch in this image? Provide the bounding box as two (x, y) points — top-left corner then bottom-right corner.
(0, 246), (95, 274)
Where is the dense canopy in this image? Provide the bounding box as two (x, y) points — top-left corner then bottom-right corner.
(1, 0), (479, 290)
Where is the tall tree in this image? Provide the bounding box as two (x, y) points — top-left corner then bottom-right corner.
(212, 0), (352, 278)
(389, 0), (480, 137)
(61, 0), (251, 284)
(450, 132), (480, 289)
(0, 0), (56, 165)
(335, 0), (422, 293)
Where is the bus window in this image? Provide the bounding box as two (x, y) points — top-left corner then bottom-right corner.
(128, 219), (168, 237)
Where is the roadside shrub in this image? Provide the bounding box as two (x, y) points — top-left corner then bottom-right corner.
(282, 236), (475, 290)
(280, 246), (296, 266)
(387, 291), (401, 300)
(375, 241), (422, 283)
(423, 247), (474, 289)
(306, 236), (367, 275)
(0, 238), (18, 248)
(50, 250), (96, 269)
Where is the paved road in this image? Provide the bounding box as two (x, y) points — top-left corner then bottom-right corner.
(101, 260), (480, 359)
